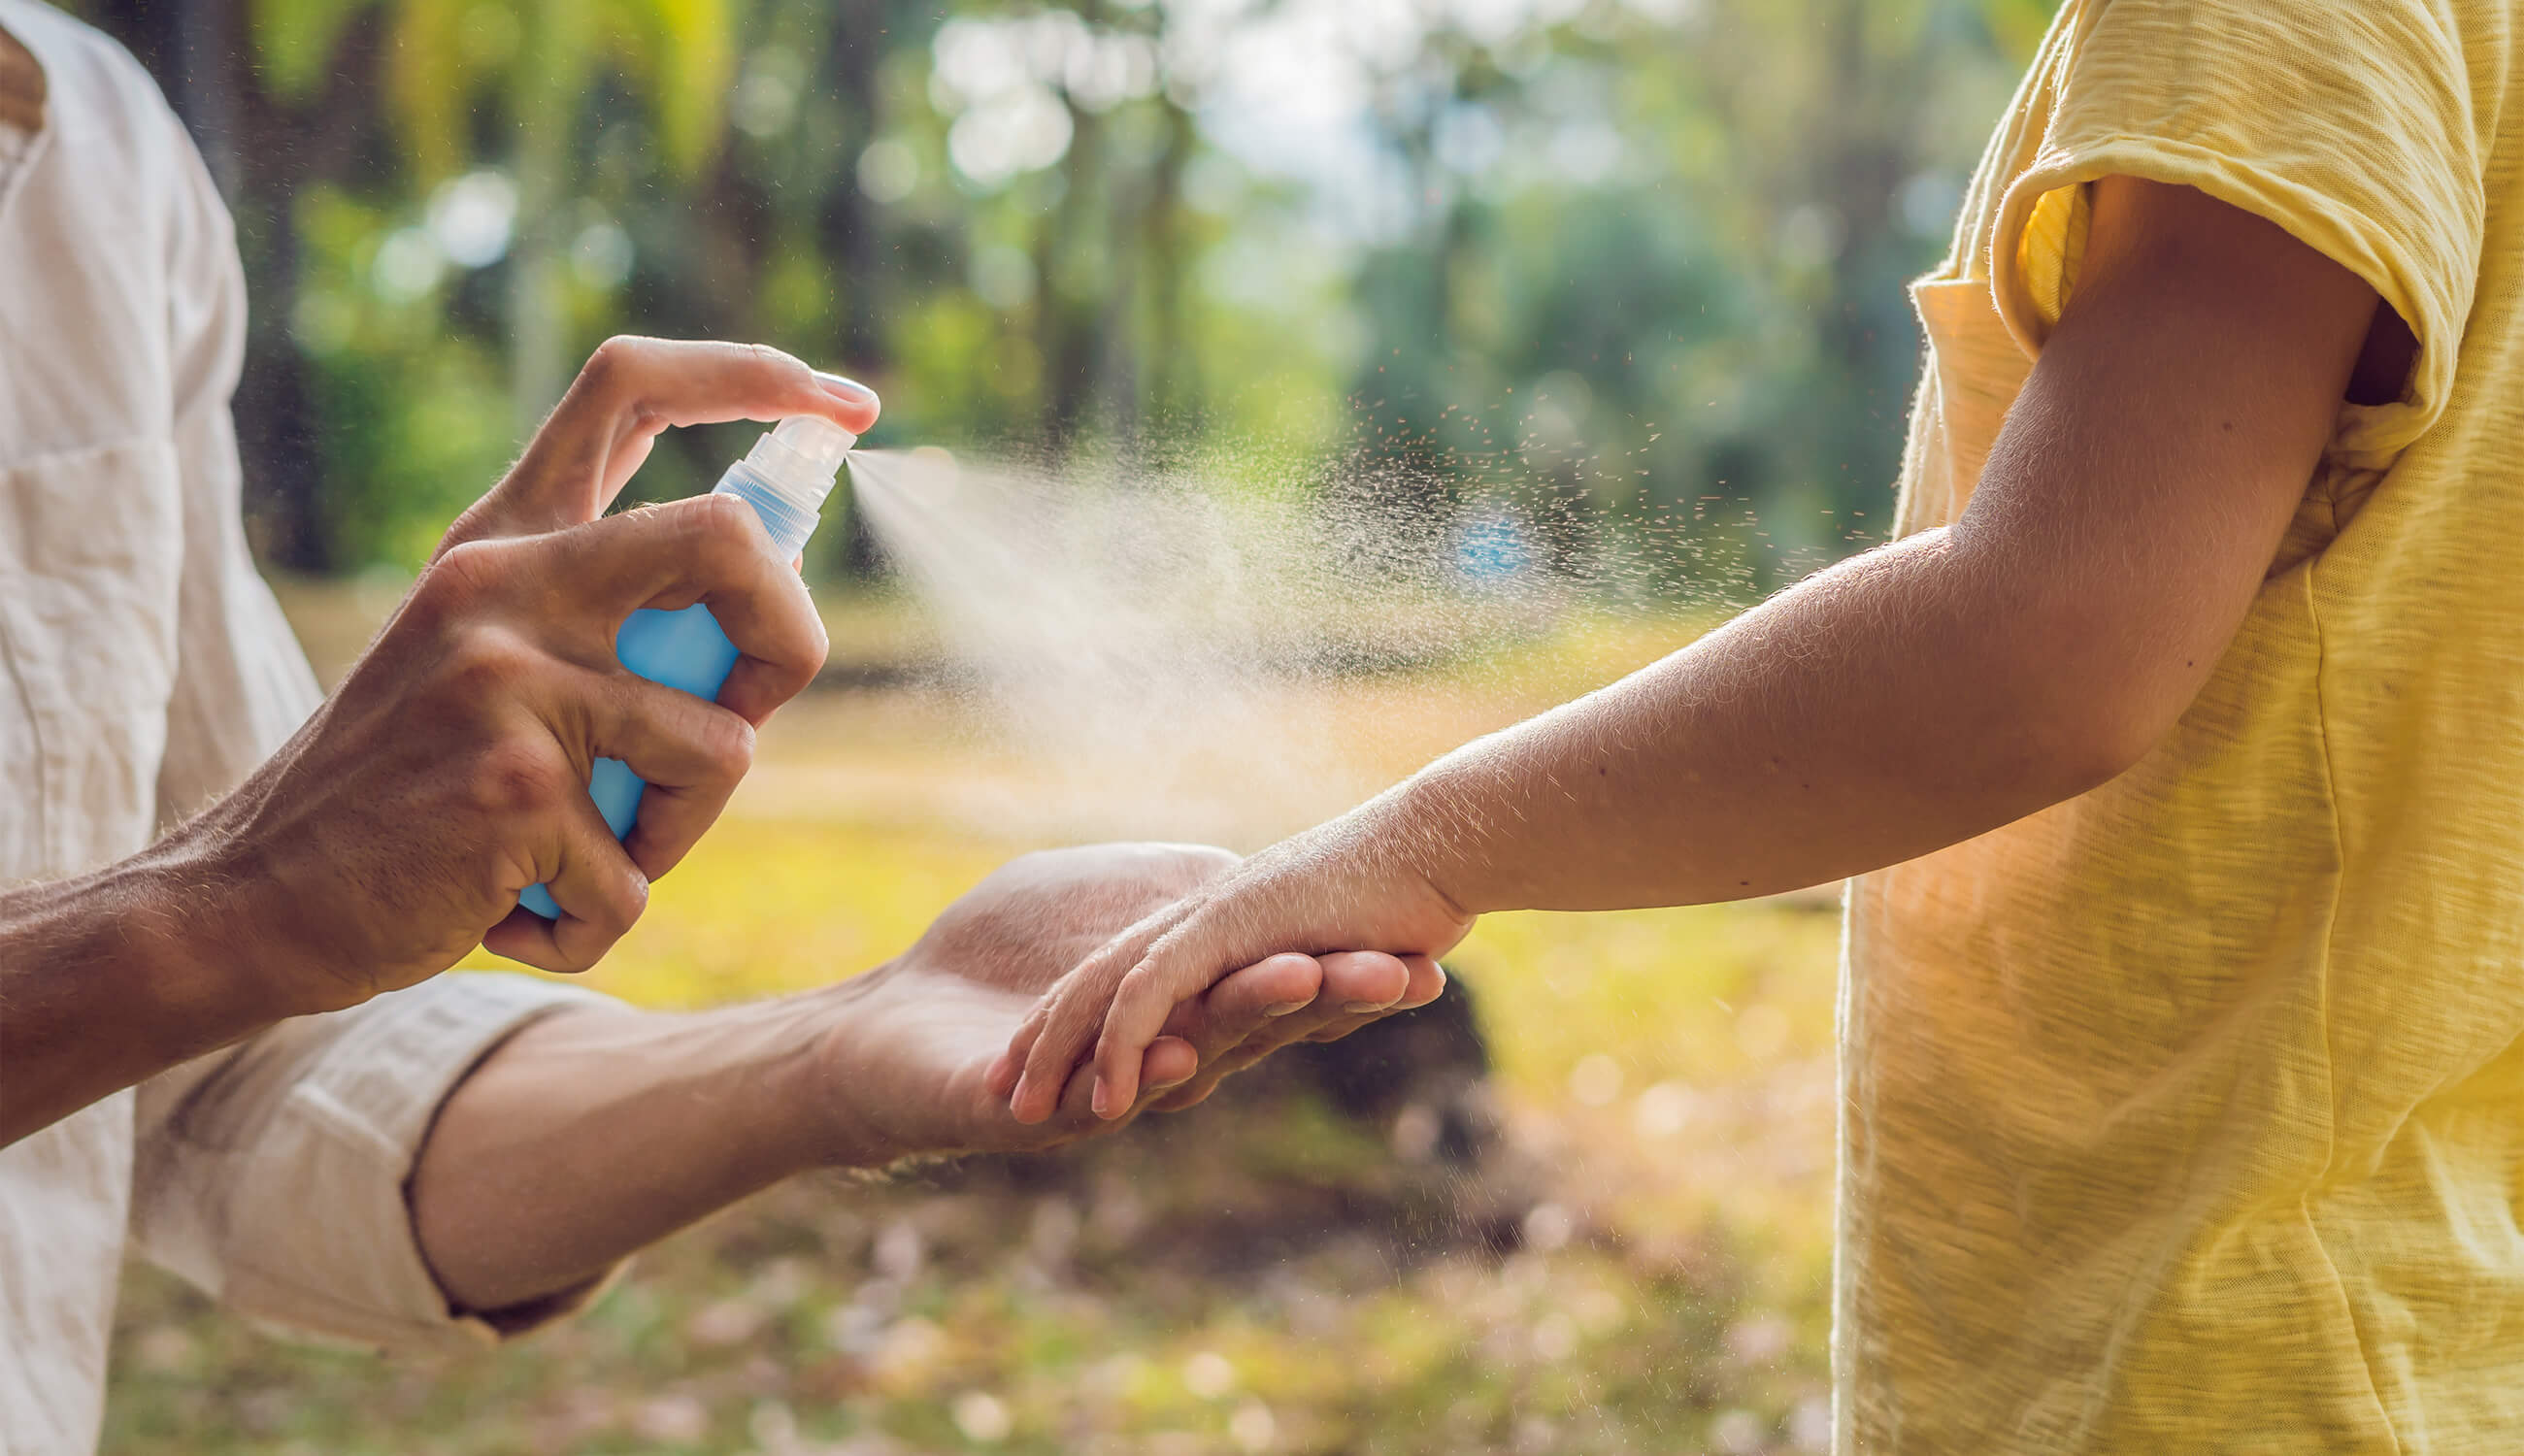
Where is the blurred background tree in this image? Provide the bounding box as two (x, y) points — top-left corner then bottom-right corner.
(81, 0), (2042, 586)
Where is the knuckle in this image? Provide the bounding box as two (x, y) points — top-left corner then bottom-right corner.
(581, 335), (642, 390)
(468, 737), (560, 818)
(744, 340), (812, 387)
(431, 501), (496, 558)
(684, 491), (765, 565)
(478, 849), (533, 910)
(602, 873), (648, 936)
(699, 709), (755, 782)
(411, 539), (503, 618)
(550, 943), (605, 976)
(551, 870), (644, 969)
(441, 623), (539, 697)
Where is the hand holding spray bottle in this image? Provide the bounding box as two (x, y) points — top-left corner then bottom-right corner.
(520, 415), (856, 919)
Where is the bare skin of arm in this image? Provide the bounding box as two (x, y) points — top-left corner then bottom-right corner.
(409, 844), (1442, 1313)
(995, 176), (2396, 1120)
(0, 339), (872, 1146)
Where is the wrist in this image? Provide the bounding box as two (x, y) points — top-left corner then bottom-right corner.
(113, 845), (293, 1031)
(1376, 771), (1490, 919)
(142, 811), (342, 1019)
(786, 972), (916, 1173)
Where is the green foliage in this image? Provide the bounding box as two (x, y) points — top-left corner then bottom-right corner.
(1981, 0), (2066, 59)
(260, 0), (739, 183)
(249, 0), (371, 99)
(102, 0), (2055, 579)
(628, 0), (744, 175)
(287, 183), (517, 565)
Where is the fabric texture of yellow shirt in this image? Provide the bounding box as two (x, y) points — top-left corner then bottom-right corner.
(1840, 0), (2524, 1449)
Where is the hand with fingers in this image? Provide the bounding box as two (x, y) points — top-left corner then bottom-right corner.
(398, 841), (1450, 1307)
(804, 843), (1449, 1164)
(985, 799), (1476, 1126)
(181, 336), (880, 1010)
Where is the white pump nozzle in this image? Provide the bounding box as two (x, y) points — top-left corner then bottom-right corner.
(746, 415), (858, 509)
(715, 414), (859, 558)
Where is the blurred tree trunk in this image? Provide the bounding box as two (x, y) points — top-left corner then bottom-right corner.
(1137, 100), (1199, 445)
(93, 0), (342, 572)
(1034, 0), (1105, 453)
(1817, 0), (1910, 369)
(1035, 111), (1105, 451)
(820, 0), (903, 582)
(1809, 0), (1933, 519)
(506, 5), (598, 434)
(821, 1), (894, 370)
(689, 150), (770, 339)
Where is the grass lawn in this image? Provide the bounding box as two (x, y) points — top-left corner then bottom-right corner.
(104, 592), (1843, 1456)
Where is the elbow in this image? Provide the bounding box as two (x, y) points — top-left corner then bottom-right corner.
(1999, 651), (2185, 805)
(1918, 523), (2231, 810)
(2026, 706), (2164, 802)
(1933, 550), (2203, 804)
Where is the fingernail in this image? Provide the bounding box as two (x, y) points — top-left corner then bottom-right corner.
(1263, 1000), (1310, 1017)
(814, 370), (877, 403)
(1344, 999), (1400, 1014)
(1090, 1076), (1113, 1118)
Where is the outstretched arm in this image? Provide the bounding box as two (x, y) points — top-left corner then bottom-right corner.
(997, 176), (2392, 1121)
(407, 844), (1442, 1314)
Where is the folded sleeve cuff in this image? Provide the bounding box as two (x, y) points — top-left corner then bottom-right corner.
(132, 972), (625, 1354)
(1992, 135), (2462, 466)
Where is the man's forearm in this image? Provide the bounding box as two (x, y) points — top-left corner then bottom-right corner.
(0, 847), (288, 1145)
(417, 844), (1444, 1309)
(407, 983), (877, 1314)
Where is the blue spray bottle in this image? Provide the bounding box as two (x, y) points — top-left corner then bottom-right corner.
(519, 414), (856, 919)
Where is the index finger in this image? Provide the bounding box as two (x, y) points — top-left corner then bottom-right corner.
(484, 338), (880, 539)
(1077, 922), (1250, 1119)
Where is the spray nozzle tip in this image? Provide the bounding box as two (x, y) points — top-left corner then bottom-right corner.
(771, 415), (857, 473)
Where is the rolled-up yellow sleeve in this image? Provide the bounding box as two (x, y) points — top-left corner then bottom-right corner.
(1988, 0), (2484, 466)
(128, 973), (623, 1353)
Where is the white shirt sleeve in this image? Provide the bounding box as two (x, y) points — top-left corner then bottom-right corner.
(130, 975), (628, 1352)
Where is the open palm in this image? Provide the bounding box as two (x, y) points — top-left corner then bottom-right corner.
(810, 844), (1445, 1163)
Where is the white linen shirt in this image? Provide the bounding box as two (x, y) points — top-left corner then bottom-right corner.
(0, 7), (615, 1452)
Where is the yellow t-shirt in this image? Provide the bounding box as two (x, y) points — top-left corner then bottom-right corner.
(1842, 1), (2524, 1450)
